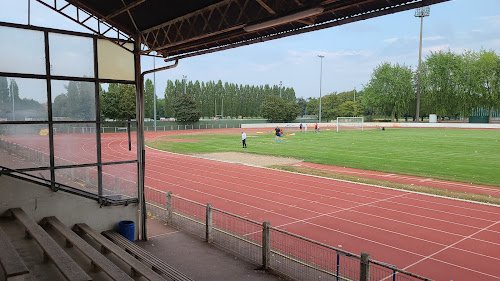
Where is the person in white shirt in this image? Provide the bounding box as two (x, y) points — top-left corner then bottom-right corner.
(241, 131), (247, 148)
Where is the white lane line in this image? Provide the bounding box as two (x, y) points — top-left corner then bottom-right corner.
(402, 220), (500, 272)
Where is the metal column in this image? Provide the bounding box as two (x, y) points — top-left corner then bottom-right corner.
(134, 35), (147, 240)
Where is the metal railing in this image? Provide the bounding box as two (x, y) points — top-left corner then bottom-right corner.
(144, 187), (432, 281)
(0, 164), (138, 206)
(0, 138), (138, 202)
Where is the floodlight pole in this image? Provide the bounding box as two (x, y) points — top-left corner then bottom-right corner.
(279, 81), (282, 98)
(318, 55), (324, 123)
(182, 75), (187, 94)
(153, 56), (157, 130)
(10, 79), (15, 120)
(415, 6), (430, 123)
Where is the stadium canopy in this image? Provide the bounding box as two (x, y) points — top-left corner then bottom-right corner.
(38, 0), (450, 61)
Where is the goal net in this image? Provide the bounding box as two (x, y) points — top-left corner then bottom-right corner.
(336, 117), (364, 132)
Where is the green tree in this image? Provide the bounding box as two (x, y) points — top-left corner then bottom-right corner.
(475, 50), (500, 122)
(0, 77), (8, 104)
(101, 84), (136, 120)
(306, 98), (318, 116)
(296, 97), (307, 116)
(421, 51), (464, 119)
(338, 101), (363, 117)
(261, 95), (286, 122)
(172, 94), (201, 122)
(363, 62), (414, 121)
(144, 78), (155, 119)
(284, 102), (300, 122)
(320, 94), (341, 121)
(261, 95), (298, 122)
(156, 98), (166, 118)
(52, 81), (95, 120)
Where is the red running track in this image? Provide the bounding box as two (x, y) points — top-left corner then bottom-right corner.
(2, 131), (500, 281)
(292, 162), (500, 197)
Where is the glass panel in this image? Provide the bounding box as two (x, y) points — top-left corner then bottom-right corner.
(51, 80), (96, 121)
(0, 26), (46, 75)
(53, 123), (97, 165)
(99, 82), (136, 122)
(55, 166), (98, 194)
(49, 33), (94, 78)
(101, 122), (138, 162)
(0, 124), (50, 169)
(97, 39), (134, 81)
(0, 2), (29, 25)
(0, 77), (47, 121)
(102, 162), (137, 198)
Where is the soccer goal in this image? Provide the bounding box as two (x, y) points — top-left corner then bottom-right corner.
(336, 117), (364, 132)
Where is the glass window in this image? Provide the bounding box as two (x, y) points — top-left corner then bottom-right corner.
(49, 33), (94, 78)
(102, 162), (137, 198)
(55, 166), (98, 194)
(51, 80), (96, 121)
(100, 122), (137, 163)
(53, 123), (97, 165)
(99, 83), (136, 122)
(97, 39), (134, 81)
(0, 124), (50, 169)
(0, 26), (46, 75)
(0, 77), (47, 121)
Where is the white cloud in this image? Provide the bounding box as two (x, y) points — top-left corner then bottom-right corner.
(423, 35), (444, 41)
(485, 38), (500, 49)
(481, 15), (500, 27)
(384, 37), (399, 43)
(422, 44), (450, 53)
(284, 49), (374, 67)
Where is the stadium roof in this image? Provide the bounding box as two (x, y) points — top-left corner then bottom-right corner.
(40, 0), (450, 61)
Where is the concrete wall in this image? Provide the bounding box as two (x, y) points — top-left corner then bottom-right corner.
(241, 122), (500, 129)
(0, 175), (138, 238)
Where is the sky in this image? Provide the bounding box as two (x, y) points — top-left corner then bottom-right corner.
(1, 0), (500, 101)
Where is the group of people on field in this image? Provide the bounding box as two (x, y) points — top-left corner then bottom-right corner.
(241, 123), (320, 148)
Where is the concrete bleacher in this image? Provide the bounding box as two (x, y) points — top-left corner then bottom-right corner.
(0, 209), (281, 281)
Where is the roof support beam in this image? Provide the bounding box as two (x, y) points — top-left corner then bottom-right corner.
(139, 0), (302, 55)
(162, 0), (446, 61)
(255, 0), (276, 15)
(106, 0), (148, 20)
(36, 0), (134, 53)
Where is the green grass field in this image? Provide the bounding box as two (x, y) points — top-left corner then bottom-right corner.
(146, 128), (500, 187)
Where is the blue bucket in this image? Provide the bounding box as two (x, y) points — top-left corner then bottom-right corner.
(117, 220), (135, 242)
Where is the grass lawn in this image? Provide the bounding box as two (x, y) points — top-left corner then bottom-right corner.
(146, 128), (500, 187)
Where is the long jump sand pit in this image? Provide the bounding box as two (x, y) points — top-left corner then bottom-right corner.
(195, 151), (302, 167)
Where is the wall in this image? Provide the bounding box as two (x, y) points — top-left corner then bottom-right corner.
(0, 175), (138, 238)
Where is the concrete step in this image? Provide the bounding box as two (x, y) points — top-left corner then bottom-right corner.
(0, 209), (169, 281)
(9, 208), (91, 281)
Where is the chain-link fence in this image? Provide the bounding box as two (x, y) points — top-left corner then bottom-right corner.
(145, 187), (432, 281)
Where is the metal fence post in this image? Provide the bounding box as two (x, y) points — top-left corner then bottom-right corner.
(206, 203), (212, 243)
(336, 252), (340, 281)
(166, 191), (173, 224)
(85, 168), (90, 185)
(262, 221), (270, 270)
(360, 252), (370, 281)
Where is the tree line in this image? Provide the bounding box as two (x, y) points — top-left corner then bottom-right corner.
(4, 49), (498, 124)
(0, 77), (46, 121)
(362, 49), (500, 122)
